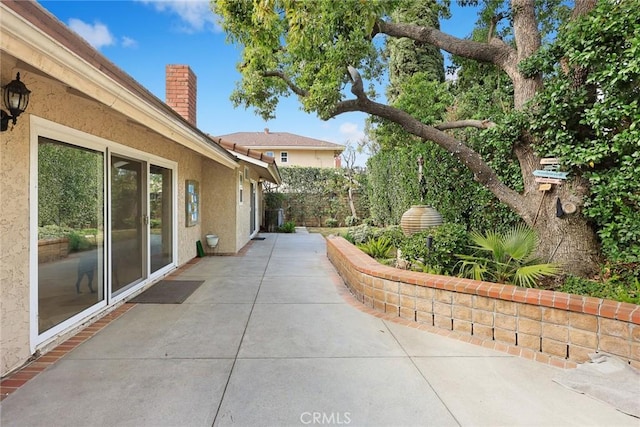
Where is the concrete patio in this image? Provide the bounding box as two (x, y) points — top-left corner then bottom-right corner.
(0, 229), (636, 426)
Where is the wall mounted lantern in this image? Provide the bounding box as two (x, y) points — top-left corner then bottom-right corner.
(1, 73), (31, 132)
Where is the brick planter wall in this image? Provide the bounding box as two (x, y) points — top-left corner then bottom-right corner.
(38, 238), (69, 263)
(326, 236), (640, 369)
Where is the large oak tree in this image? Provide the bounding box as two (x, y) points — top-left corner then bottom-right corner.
(213, 0), (631, 277)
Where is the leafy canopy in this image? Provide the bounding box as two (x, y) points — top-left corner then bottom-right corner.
(215, 0), (396, 119)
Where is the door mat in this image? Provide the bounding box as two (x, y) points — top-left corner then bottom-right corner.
(129, 280), (204, 304)
(251, 237), (266, 240)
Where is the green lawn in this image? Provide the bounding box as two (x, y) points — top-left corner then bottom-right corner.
(307, 227), (349, 238)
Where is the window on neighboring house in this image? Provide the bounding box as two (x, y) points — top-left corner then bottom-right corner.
(265, 151), (274, 158)
(280, 152), (288, 163)
(239, 171), (244, 204)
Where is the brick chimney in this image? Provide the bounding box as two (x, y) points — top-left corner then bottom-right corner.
(166, 65), (197, 127)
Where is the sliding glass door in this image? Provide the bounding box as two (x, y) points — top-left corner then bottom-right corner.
(111, 155), (145, 294)
(34, 121), (177, 343)
(150, 165), (173, 273)
(37, 137), (105, 334)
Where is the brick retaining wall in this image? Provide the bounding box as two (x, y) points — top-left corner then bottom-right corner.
(326, 236), (640, 369)
(38, 238), (69, 263)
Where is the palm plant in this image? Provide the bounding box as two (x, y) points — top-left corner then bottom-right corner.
(357, 236), (395, 260)
(456, 225), (561, 287)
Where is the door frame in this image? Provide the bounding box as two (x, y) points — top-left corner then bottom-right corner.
(29, 117), (177, 351)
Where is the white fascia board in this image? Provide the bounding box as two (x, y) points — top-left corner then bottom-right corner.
(1, 5), (238, 170)
(243, 146), (344, 151)
(233, 152), (281, 185)
(234, 152), (271, 168)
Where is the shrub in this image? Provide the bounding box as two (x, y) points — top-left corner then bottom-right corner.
(67, 230), (93, 252)
(559, 262), (640, 304)
(39, 224), (73, 240)
(345, 224), (374, 244)
(363, 217), (376, 226)
(325, 218), (339, 228)
(277, 221), (296, 233)
(399, 223), (470, 275)
(345, 215), (360, 227)
(373, 225), (404, 248)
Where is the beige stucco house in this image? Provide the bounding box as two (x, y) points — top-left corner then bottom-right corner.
(0, 0), (280, 377)
(218, 129), (345, 168)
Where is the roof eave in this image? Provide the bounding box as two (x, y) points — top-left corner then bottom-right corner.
(1, 0), (238, 169)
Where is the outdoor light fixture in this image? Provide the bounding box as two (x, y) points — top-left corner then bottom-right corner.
(1, 73), (31, 132)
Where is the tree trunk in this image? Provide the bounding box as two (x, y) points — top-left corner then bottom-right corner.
(524, 182), (601, 277)
(347, 185), (357, 219)
(515, 140), (600, 276)
(339, 0), (604, 277)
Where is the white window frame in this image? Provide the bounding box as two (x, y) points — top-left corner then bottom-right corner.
(29, 116), (178, 351)
(239, 171), (244, 204)
(280, 151), (288, 163)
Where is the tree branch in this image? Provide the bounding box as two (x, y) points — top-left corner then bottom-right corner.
(339, 67), (527, 219)
(435, 120), (496, 130)
(262, 70), (308, 97)
(374, 20), (517, 75)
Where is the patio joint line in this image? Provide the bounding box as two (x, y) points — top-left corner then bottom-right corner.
(210, 234), (278, 427)
(381, 319), (462, 426)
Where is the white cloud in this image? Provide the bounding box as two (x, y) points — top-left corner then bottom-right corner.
(339, 121), (365, 144)
(121, 36), (138, 48)
(68, 18), (115, 49)
(137, 0), (221, 33)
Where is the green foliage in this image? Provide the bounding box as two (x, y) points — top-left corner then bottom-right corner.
(38, 140), (103, 230)
(375, 225), (405, 249)
(214, 0), (390, 120)
(276, 166), (369, 226)
(367, 144), (518, 231)
(277, 221), (296, 233)
(345, 215), (359, 227)
(38, 224), (73, 240)
(399, 223), (470, 275)
(345, 224), (375, 245)
(38, 225), (97, 251)
(264, 192), (285, 210)
(357, 236), (395, 260)
(367, 4), (519, 233)
(456, 225), (562, 287)
(325, 218), (339, 228)
(525, 1), (640, 262)
(560, 263), (640, 305)
(67, 231), (94, 252)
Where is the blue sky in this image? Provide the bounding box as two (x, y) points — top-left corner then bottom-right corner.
(37, 1), (476, 167)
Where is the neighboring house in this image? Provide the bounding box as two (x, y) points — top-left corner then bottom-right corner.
(218, 129), (345, 168)
(0, 0), (280, 377)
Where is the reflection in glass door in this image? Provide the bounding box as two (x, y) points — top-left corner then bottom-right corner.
(37, 137), (105, 334)
(150, 165), (173, 273)
(111, 156), (145, 294)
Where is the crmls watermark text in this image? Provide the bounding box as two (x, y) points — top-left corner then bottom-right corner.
(300, 411), (352, 425)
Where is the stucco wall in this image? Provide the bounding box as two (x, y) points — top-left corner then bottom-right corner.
(0, 70), (237, 375)
(201, 159), (237, 254)
(0, 104), (31, 378)
(270, 150), (337, 168)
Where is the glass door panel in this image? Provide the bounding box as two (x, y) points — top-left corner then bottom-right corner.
(37, 137), (105, 334)
(250, 182), (256, 234)
(111, 155), (145, 294)
(150, 165), (173, 273)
